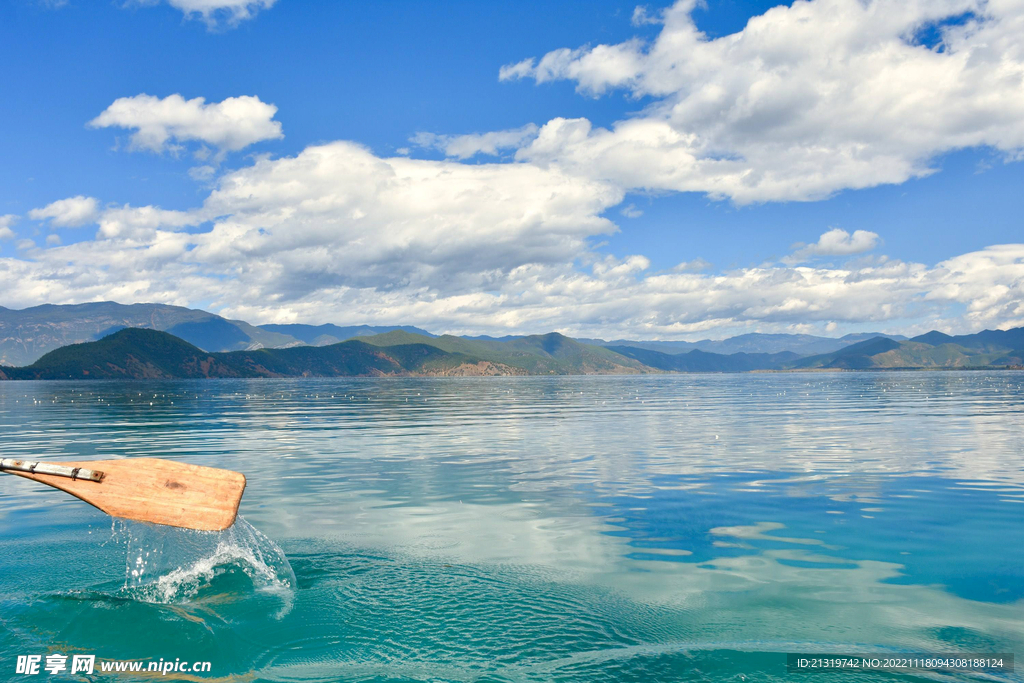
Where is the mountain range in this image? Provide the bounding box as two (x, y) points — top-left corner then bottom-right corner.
(579, 332), (907, 356)
(0, 302), (1021, 378)
(0, 302), (431, 366)
(1, 301), (903, 367)
(0, 328), (642, 379)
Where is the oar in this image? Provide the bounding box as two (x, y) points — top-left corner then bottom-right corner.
(0, 458), (245, 531)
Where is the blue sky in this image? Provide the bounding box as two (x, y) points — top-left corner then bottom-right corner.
(1, 0), (1022, 338)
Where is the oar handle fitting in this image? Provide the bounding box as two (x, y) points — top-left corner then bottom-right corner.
(0, 458), (105, 483)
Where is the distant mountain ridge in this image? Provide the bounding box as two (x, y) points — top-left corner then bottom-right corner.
(0, 302), (1019, 373)
(360, 330), (649, 375)
(0, 302), (297, 366)
(0, 328), (636, 379)
(607, 346), (801, 372)
(792, 335), (1024, 369)
(910, 328), (1024, 352)
(259, 323), (434, 347)
(1, 323), (1021, 381)
(580, 331), (907, 356)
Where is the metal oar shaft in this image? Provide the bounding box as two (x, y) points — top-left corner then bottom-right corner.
(0, 458), (105, 482)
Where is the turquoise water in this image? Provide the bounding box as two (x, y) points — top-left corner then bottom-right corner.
(1, 373), (1022, 682)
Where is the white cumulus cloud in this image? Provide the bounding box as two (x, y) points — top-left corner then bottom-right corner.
(89, 94), (283, 155)
(194, 141), (622, 295)
(28, 196), (100, 228)
(0, 214), (17, 240)
(500, 0), (1024, 203)
(1, 139), (1022, 337)
(411, 124), (540, 159)
(631, 5), (662, 26)
(620, 203), (643, 218)
(786, 228), (881, 263)
(131, 0), (275, 29)
(97, 204), (199, 240)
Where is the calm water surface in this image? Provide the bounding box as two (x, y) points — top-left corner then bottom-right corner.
(1, 373), (1022, 682)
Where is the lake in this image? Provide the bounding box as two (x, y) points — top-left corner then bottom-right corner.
(1, 373), (1022, 682)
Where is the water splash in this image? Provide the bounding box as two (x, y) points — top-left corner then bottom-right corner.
(111, 516), (295, 617)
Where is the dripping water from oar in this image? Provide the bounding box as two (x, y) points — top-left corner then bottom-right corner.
(110, 517), (296, 619)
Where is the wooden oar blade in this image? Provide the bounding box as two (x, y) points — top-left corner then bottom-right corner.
(9, 458), (245, 531)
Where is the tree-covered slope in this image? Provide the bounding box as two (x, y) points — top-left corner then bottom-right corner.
(581, 331), (906, 356)
(0, 328), (237, 379)
(910, 328), (1024, 352)
(0, 329), (525, 379)
(0, 301), (303, 366)
(3, 326), (1023, 381)
(258, 323), (434, 346)
(608, 346), (800, 372)
(361, 331), (650, 374)
(791, 337), (1020, 369)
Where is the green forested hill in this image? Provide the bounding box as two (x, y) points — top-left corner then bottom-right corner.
(791, 337), (1021, 369)
(0, 328), (650, 379)
(360, 331), (649, 374)
(7, 302), (1024, 373)
(0, 328), (224, 379)
(0, 328), (519, 380)
(1, 326), (1022, 381)
(258, 323), (434, 346)
(608, 346), (800, 372)
(0, 301), (302, 366)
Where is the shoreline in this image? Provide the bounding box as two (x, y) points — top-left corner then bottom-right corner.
(3, 365), (1022, 381)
